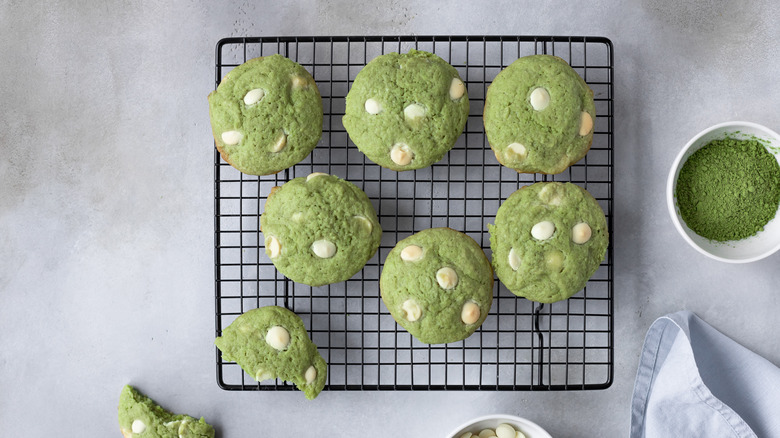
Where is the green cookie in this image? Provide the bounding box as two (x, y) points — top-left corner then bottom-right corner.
(260, 173), (381, 286)
(484, 55), (595, 174)
(380, 228), (493, 344)
(488, 182), (608, 303)
(343, 50), (469, 171)
(118, 385), (214, 438)
(208, 54), (323, 175)
(214, 306), (327, 400)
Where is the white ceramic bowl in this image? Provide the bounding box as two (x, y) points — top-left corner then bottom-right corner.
(667, 121), (780, 263)
(446, 414), (552, 438)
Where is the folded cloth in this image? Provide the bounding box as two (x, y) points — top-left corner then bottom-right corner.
(631, 311), (780, 438)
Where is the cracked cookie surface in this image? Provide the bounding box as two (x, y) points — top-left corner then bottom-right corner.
(488, 182), (608, 303)
(484, 55), (595, 174)
(343, 50), (469, 171)
(260, 173), (381, 286)
(208, 54), (322, 175)
(380, 228), (493, 344)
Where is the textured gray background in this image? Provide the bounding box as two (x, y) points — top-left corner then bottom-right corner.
(2, 1), (780, 437)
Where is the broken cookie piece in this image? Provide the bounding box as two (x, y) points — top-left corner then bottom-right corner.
(118, 385), (214, 438)
(215, 306), (327, 400)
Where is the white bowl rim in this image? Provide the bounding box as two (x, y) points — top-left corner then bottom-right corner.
(666, 120), (780, 263)
(445, 413), (553, 438)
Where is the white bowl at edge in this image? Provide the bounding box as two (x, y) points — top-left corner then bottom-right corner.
(446, 414), (553, 438)
(666, 121), (780, 263)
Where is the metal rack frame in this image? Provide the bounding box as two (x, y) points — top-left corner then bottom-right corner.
(214, 35), (614, 391)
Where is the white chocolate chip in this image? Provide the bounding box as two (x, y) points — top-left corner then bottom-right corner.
(579, 111), (594, 136)
(265, 326), (290, 351)
(531, 221), (555, 240)
(271, 132), (287, 153)
(243, 88), (265, 106)
(495, 424), (517, 438)
(265, 236), (281, 259)
(390, 143), (414, 166)
(221, 130), (242, 145)
(311, 239), (336, 258)
(538, 183), (563, 206)
(400, 245), (423, 262)
(291, 212), (303, 223)
(461, 301), (480, 325)
(449, 77), (466, 100)
(546, 250), (565, 273)
(178, 419), (190, 438)
(401, 299), (422, 322)
(306, 172), (328, 181)
(255, 367), (273, 381)
(353, 215), (373, 234)
(131, 419), (146, 434)
(516, 431), (527, 438)
(121, 428), (132, 438)
(555, 154), (572, 171)
(305, 365), (317, 384)
(436, 267), (458, 290)
(479, 429), (497, 438)
(291, 75), (308, 89)
(403, 103), (426, 122)
(459, 433), (473, 438)
(505, 142), (528, 162)
(572, 222), (592, 244)
(364, 98), (382, 115)
(508, 247), (521, 271)
(529, 87), (551, 111)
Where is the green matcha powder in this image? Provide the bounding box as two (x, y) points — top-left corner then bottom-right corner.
(676, 137), (780, 241)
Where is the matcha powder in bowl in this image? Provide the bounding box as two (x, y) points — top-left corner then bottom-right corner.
(676, 137), (780, 241)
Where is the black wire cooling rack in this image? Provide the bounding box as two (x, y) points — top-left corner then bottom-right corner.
(214, 36), (614, 391)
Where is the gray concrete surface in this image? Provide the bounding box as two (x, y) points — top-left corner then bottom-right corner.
(2, 1), (780, 436)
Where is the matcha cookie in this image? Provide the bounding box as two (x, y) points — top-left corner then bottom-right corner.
(208, 54), (323, 175)
(380, 228), (493, 344)
(488, 182), (608, 303)
(214, 306), (327, 400)
(260, 173), (381, 286)
(484, 55), (595, 174)
(118, 385), (214, 438)
(342, 50), (469, 171)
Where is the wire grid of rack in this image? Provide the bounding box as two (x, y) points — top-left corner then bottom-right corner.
(214, 36), (614, 391)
